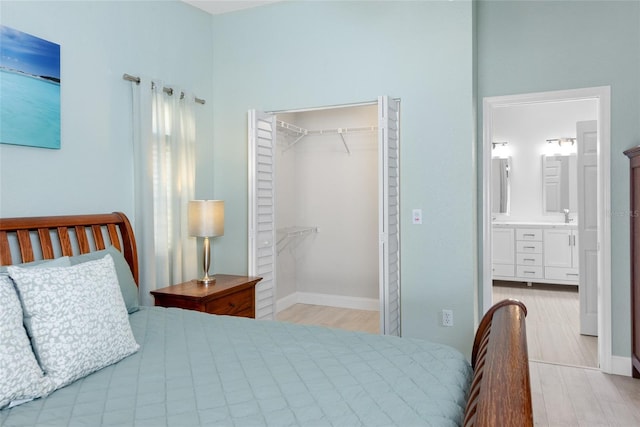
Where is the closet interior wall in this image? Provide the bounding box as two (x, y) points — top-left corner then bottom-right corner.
(275, 105), (379, 310)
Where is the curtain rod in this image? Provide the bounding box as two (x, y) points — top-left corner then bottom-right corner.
(123, 73), (205, 105)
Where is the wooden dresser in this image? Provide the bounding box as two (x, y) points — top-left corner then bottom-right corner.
(624, 146), (640, 378)
(150, 274), (262, 319)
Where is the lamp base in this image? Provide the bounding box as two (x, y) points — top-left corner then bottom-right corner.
(198, 236), (216, 285)
(197, 276), (216, 286)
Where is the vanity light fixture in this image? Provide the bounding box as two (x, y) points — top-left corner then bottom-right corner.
(492, 141), (510, 159)
(492, 141), (508, 149)
(546, 137), (576, 147)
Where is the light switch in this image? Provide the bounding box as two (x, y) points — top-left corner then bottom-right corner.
(412, 209), (422, 225)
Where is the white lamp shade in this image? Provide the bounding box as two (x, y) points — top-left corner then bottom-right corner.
(188, 200), (224, 237)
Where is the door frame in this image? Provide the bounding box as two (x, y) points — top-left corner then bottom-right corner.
(481, 86), (612, 372)
(249, 98), (401, 333)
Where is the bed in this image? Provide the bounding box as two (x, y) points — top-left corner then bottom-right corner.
(0, 212), (532, 426)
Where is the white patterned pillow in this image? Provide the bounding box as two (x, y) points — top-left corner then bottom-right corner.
(8, 255), (139, 390)
(0, 275), (55, 409)
(0, 257), (69, 409)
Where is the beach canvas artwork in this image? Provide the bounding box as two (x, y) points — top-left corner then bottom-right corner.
(0, 25), (61, 149)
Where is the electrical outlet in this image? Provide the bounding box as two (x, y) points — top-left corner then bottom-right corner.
(442, 309), (454, 327)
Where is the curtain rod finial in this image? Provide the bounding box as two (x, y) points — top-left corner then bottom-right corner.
(122, 73), (141, 85)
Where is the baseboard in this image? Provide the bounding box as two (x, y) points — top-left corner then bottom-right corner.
(276, 291), (379, 313)
(610, 355), (632, 377)
(276, 293), (298, 313)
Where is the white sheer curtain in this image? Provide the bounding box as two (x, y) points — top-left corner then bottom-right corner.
(130, 78), (197, 305)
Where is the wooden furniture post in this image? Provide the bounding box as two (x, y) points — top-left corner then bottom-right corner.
(624, 146), (640, 379)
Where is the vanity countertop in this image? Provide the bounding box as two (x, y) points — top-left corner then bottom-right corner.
(492, 221), (577, 229)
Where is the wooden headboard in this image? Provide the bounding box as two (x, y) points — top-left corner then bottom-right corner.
(0, 212), (138, 285)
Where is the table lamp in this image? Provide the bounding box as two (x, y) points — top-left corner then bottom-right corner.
(188, 200), (224, 285)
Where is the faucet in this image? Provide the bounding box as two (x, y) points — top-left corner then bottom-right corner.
(563, 209), (571, 223)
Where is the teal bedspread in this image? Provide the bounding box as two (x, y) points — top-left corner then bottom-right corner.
(1, 307), (472, 426)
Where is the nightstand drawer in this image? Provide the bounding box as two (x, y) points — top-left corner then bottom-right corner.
(205, 287), (254, 317)
(151, 275), (261, 319)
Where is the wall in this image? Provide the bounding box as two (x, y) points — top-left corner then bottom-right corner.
(0, 1), (477, 354)
(212, 1), (476, 353)
(478, 0), (640, 358)
(492, 100), (597, 223)
(276, 105), (378, 308)
(0, 1), (214, 231)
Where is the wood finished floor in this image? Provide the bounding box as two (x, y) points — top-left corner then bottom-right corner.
(276, 303), (380, 334)
(277, 303), (640, 427)
(493, 281), (598, 368)
(530, 361), (640, 426)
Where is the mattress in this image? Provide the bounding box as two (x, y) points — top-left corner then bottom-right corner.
(1, 307), (472, 426)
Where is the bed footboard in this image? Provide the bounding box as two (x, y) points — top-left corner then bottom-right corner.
(464, 299), (532, 427)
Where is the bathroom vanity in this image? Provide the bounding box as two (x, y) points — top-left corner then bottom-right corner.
(492, 222), (578, 286)
(491, 150), (579, 286)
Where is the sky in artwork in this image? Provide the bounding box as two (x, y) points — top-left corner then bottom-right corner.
(0, 25), (60, 79)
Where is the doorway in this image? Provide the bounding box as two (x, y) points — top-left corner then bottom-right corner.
(248, 97), (401, 336)
(482, 87), (612, 371)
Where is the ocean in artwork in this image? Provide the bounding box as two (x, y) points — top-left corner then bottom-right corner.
(0, 25), (61, 149)
(0, 69), (60, 149)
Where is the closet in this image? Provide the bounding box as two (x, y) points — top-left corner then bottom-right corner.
(275, 105), (378, 310)
(248, 97), (400, 335)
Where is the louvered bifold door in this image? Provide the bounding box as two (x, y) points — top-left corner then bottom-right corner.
(379, 96), (401, 336)
(248, 110), (277, 320)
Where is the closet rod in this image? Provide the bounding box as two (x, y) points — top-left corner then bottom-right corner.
(278, 120), (307, 135)
(122, 73), (205, 105)
(279, 120), (377, 154)
(277, 120), (377, 136)
(307, 126), (378, 135)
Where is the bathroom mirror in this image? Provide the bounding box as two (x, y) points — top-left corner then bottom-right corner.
(542, 154), (577, 213)
(491, 157), (511, 215)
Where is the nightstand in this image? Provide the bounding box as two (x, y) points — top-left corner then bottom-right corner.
(150, 274), (262, 318)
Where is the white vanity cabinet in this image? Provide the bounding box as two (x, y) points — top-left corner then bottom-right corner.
(515, 228), (543, 280)
(492, 227), (515, 278)
(544, 228), (579, 282)
(491, 223), (578, 285)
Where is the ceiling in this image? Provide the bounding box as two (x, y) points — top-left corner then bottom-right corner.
(181, 0), (280, 15)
